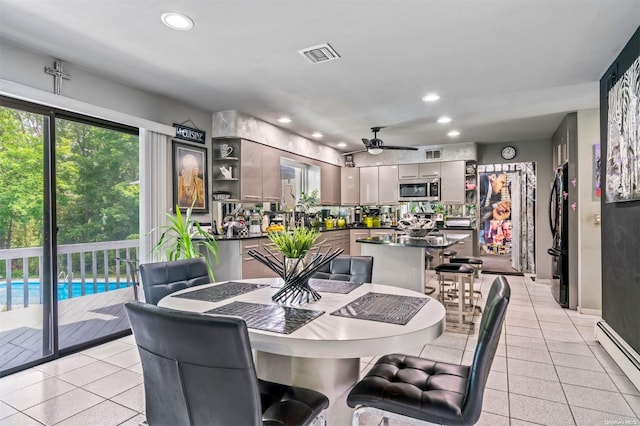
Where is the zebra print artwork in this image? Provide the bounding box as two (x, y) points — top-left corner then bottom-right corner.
(606, 55), (640, 203)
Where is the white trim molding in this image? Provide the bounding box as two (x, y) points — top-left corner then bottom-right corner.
(595, 320), (640, 391)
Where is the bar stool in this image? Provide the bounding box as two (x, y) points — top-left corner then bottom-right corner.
(450, 256), (484, 311)
(424, 250), (435, 295)
(440, 249), (457, 264)
(434, 263), (475, 331)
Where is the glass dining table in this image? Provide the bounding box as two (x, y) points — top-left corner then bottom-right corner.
(158, 277), (446, 424)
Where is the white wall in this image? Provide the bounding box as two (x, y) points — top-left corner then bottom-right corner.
(576, 108), (602, 314)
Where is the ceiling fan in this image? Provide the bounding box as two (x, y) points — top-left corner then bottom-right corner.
(343, 127), (419, 155)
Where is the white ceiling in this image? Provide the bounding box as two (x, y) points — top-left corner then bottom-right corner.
(1, 0), (638, 153)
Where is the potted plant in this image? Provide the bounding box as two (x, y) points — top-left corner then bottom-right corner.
(153, 204), (219, 281)
(267, 226), (320, 261)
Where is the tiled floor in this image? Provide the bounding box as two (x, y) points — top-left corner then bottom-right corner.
(0, 274), (638, 425)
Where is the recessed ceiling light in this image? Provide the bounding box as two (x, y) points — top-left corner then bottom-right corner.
(277, 117), (292, 123)
(447, 130), (460, 137)
(422, 93), (441, 102)
(437, 116), (452, 124)
(336, 142), (347, 148)
(312, 132), (323, 138)
(161, 13), (194, 31)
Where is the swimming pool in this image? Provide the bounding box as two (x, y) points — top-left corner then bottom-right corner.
(0, 280), (134, 307)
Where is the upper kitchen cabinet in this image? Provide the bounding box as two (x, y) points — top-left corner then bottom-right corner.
(378, 165), (399, 205)
(341, 167), (360, 205)
(261, 144), (282, 203)
(320, 162), (341, 205)
(239, 139), (263, 202)
(398, 163), (440, 180)
(359, 166), (379, 205)
(440, 160), (465, 204)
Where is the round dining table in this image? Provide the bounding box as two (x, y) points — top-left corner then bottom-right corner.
(158, 277), (446, 424)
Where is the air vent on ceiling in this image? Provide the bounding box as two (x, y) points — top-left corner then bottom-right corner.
(425, 148), (442, 160)
(298, 43), (340, 64)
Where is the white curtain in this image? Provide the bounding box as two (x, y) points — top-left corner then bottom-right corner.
(139, 129), (171, 264)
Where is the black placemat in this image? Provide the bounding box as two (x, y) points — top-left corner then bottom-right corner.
(309, 278), (363, 294)
(172, 282), (269, 302)
(330, 292), (429, 325)
(206, 301), (324, 334)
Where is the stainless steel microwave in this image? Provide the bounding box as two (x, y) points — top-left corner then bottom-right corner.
(398, 179), (440, 201)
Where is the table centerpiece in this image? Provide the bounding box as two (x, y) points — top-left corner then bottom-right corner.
(248, 227), (343, 304)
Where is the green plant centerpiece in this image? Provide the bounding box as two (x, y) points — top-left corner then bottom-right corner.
(152, 204), (219, 282)
(247, 226), (343, 304)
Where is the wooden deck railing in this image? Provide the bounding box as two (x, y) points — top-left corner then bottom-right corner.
(0, 240), (139, 311)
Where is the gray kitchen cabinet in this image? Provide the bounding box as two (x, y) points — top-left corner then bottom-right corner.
(262, 145), (282, 203)
(331, 230), (350, 255)
(341, 167), (360, 205)
(378, 165), (399, 205)
(320, 162), (341, 205)
(369, 229), (396, 238)
(240, 140), (263, 202)
(419, 162), (441, 178)
(440, 160), (465, 204)
(242, 238), (278, 278)
(398, 163), (419, 180)
(440, 229), (476, 257)
(350, 229), (370, 256)
(359, 166), (379, 205)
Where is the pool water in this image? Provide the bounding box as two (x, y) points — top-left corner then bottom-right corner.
(0, 280), (134, 306)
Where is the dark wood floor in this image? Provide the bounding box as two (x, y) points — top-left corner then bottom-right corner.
(0, 287), (135, 374)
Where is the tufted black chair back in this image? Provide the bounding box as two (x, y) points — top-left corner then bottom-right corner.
(461, 275), (510, 423)
(139, 258), (209, 305)
(311, 255), (373, 283)
(125, 302), (328, 426)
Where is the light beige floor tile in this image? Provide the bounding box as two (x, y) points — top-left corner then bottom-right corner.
(508, 358), (559, 382)
(610, 373), (640, 396)
(590, 345), (625, 375)
(570, 406), (639, 426)
(486, 370), (508, 392)
(503, 334), (547, 351)
(111, 384), (145, 413)
(550, 351), (605, 372)
(475, 411), (510, 425)
(33, 353), (96, 376)
(117, 413), (146, 426)
(0, 412), (44, 425)
(480, 388), (510, 417)
(0, 370), (51, 397)
(0, 377), (75, 411)
(505, 316), (539, 329)
(83, 370), (143, 399)
(508, 374), (567, 403)
(23, 388), (103, 425)
(623, 393), (640, 419)
(57, 360), (120, 387)
(56, 400), (137, 426)
(507, 345), (552, 364)
(545, 340), (593, 357)
(418, 345), (463, 364)
(555, 365), (618, 392)
(538, 319), (578, 332)
(509, 393), (575, 425)
(126, 363), (143, 375)
(81, 341), (132, 360)
(102, 348), (141, 369)
(430, 332), (469, 350)
(563, 383), (636, 417)
(0, 401), (18, 420)
(541, 329), (585, 342)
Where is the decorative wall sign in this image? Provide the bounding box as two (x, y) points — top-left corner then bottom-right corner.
(605, 56), (640, 203)
(173, 123), (206, 144)
(172, 141), (209, 213)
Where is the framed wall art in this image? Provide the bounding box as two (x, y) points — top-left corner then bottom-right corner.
(605, 56), (640, 203)
(172, 141), (209, 213)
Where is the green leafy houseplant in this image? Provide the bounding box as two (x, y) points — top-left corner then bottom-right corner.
(152, 204), (219, 281)
(268, 226), (320, 259)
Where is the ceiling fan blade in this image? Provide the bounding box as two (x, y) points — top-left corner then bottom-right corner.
(342, 149), (368, 155)
(382, 146), (419, 151)
(361, 138), (372, 147)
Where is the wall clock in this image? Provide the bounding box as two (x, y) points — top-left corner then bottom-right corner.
(501, 145), (517, 160)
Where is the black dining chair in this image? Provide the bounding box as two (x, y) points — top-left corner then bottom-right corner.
(125, 301), (329, 426)
(311, 255), (374, 283)
(138, 257), (210, 305)
(347, 275), (510, 426)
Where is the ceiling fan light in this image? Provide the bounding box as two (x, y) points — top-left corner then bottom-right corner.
(422, 93), (441, 102)
(368, 147), (383, 155)
(437, 116), (452, 124)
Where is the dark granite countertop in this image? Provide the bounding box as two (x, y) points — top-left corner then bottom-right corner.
(356, 233), (470, 249)
(202, 226), (399, 241)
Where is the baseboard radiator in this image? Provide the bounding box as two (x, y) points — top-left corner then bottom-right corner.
(595, 320), (640, 391)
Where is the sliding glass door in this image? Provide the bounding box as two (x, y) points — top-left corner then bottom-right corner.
(0, 97), (140, 375)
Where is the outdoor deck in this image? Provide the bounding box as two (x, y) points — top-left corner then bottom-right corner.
(0, 287), (135, 373)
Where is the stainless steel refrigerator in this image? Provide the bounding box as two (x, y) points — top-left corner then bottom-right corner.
(548, 162), (569, 307)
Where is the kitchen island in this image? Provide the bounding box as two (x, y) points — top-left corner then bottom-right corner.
(358, 233), (470, 293)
